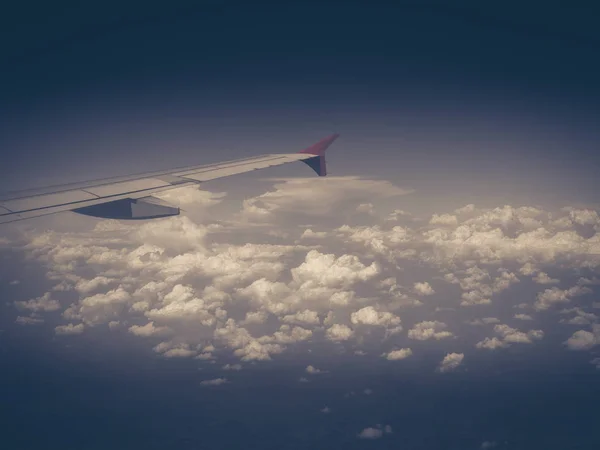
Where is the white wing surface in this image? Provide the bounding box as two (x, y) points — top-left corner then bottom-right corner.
(0, 134), (339, 224)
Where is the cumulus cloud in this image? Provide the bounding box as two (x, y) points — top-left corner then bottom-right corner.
(564, 325), (600, 350)
(326, 324), (354, 342)
(413, 281), (435, 296)
(15, 293), (60, 312)
(437, 353), (464, 372)
(357, 425), (392, 439)
(9, 182), (600, 371)
(240, 176), (413, 220)
(55, 323), (85, 335)
(200, 378), (228, 386)
(384, 348), (413, 360)
(408, 321), (453, 341)
(305, 365), (327, 374)
(477, 324), (544, 350)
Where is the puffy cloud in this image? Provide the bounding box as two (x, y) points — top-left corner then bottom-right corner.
(475, 337), (509, 350)
(357, 425), (392, 439)
(532, 272), (559, 285)
(350, 306), (401, 328)
(128, 321), (172, 337)
(408, 321), (453, 341)
(10, 183), (600, 370)
(200, 378), (228, 386)
(326, 324), (354, 342)
(564, 325), (600, 350)
(384, 348), (413, 360)
(534, 285), (591, 311)
(16, 316), (44, 325)
(413, 281), (435, 296)
(305, 365), (327, 374)
(291, 250), (380, 289)
(437, 353), (464, 372)
(222, 364), (242, 371)
(429, 214), (458, 226)
(240, 176), (413, 220)
(55, 323), (85, 335)
(15, 293), (60, 312)
(358, 428), (383, 439)
(514, 314), (534, 321)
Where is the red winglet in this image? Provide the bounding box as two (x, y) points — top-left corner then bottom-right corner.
(298, 133), (339, 176)
(298, 133), (340, 156)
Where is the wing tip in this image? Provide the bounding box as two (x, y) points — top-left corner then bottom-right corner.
(298, 133), (340, 157)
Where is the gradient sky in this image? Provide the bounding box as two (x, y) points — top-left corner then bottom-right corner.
(2, 2), (600, 449)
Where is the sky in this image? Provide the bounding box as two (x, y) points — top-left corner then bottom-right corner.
(1, 1), (600, 449)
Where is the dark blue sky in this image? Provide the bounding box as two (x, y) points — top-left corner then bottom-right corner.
(2, 2), (600, 449)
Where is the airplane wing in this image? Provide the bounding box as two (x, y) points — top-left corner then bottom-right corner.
(0, 133), (339, 224)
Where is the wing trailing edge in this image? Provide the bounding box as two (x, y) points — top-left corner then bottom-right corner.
(0, 134), (340, 224)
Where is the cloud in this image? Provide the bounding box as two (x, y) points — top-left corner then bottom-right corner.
(437, 353), (464, 372)
(514, 314), (534, 321)
(128, 321), (172, 337)
(477, 324), (544, 350)
(14, 293), (60, 312)
(481, 442), (498, 449)
(222, 364), (242, 371)
(408, 321), (453, 341)
(357, 425), (392, 439)
(16, 316), (44, 325)
(325, 324), (354, 342)
(200, 378), (228, 386)
(350, 306), (401, 328)
(413, 281), (435, 296)
(9, 185), (600, 371)
(384, 348), (413, 360)
(534, 285), (591, 311)
(305, 365), (327, 374)
(55, 323), (85, 335)
(565, 325), (600, 350)
(239, 176), (413, 220)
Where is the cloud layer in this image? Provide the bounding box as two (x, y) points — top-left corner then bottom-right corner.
(5, 180), (600, 371)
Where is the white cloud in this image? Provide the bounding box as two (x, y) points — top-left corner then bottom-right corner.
(534, 285), (591, 311)
(514, 314), (534, 321)
(11, 187), (600, 370)
(532, 272), (559, 285)
(350, 306), (401, 328)
(320, 406), (331, 413)
(15, 293), (60, 312)
(408, 321), (453, 341)
(326, 324), (354, 342)
(357, 425), (392, 439)
(565, 325), (600, 350)
(200, 378), (228, 386)
(16, 316), (44, 325)
(413, 281), (435, 296)
(475, 337), (509, 350)
(222, 364), (242, 371)
(55, 323), (85, 335)
(384, 348), (413, 360)
(437, 353), (464, 372)
(358, 428), (383, 439)
(305, 365), (327, 374)
(128, 321), (172, 337)
(240, 176), (413, 220)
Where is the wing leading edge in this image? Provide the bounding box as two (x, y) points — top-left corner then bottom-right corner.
(0, 134), (339, 224)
